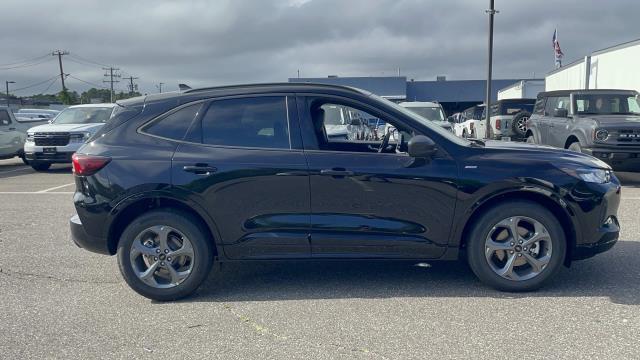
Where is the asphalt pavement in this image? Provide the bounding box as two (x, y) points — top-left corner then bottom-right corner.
(1, 157), (639, 359)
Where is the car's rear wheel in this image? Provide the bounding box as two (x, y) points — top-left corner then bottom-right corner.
(568, 141), (582, 153)
(466, 201), (566, 292)
(526, 135), (535, 144)
(117, 210), (214, 301)
(30, 162), (50, 171)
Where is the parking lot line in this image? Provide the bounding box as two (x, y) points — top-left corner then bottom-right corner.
(37, 182), (75, 193)
(0, 191), (73, 194)
(0, 166), (32, 174)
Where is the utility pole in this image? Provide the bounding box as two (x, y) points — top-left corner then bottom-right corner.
(484, 0), (498, 139)
(5, 81), (15, 108)
(156, 82), (164, 93)
(52, 50), (69, 93)
(103, 67), (121, 103)
(122, 76), (139, 95)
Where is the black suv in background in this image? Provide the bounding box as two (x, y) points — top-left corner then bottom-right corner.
(70, 83), (620, 300)
(526, 89), (640, 170)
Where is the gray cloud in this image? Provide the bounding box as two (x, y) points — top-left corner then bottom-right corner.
(1, 0), (637, 96)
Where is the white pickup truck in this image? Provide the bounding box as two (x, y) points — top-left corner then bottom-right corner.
(0, 106), (48, 164)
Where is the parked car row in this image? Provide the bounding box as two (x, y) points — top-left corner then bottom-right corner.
(0, 104), (115, 170)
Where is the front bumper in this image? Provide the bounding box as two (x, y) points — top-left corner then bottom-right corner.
(24, 141), (82, 163)
(572, 217), (619, 260)
(583, 146), (640, 171)
(70, 214), (111, 255)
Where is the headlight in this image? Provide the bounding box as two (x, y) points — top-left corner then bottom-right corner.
(69, 132), (91, 142)
(594, 129), (609, 141)
(560, 166), (612, 184)
(26, 133), (34, 142)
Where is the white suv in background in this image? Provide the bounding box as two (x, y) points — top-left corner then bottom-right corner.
(454, 104), (485, 138)
(24, 104), (115, 171)
(398, 101), (452, 131)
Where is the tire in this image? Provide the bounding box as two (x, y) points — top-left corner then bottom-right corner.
(30, 162), (51, 171)
(466, 201), (566, 292)
(526, 135), (535, 144)
(568, 141), (582, 153)
(117, 210), (214, 301)
(512, 111), (531, 137)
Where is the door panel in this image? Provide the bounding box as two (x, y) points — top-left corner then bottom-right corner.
(305, 151), (457, 259)
(172, 145), (311, 259)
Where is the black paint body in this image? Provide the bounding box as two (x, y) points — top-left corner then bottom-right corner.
(70, 84), (621, 265)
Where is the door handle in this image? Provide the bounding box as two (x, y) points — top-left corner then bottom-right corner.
(320, 168), (354, 177)
(183, 164), (217, 175)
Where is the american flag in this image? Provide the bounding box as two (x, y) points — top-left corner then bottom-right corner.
(553, 29), (564, 68)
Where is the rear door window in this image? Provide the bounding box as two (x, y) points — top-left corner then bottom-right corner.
(200, 96), (290, 149)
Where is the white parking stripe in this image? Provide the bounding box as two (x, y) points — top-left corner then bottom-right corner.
(0, 192), (73, 194)
(0, 166), (32, 174)
(37, 183), (75, 193)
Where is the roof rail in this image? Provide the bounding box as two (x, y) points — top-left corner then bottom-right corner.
(183, 82), (367, 95)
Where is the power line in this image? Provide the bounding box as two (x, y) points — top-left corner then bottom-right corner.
(11, 75), (60, 92)
(67, 75), (109, 89)
(0, 56), (53, 70)
(41, 77), (60, 94)
(103, 67), (121, 103)
(0, 54), (50, 67)
(69, 53), (112, 68)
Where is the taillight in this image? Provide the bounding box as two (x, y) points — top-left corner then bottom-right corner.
(72, 153), (111, 176)
(495, 119), (501, 130)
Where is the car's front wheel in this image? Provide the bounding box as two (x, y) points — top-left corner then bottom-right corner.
(568, 141), (582, 153)
(466, 201), (566, 292)
(117, 210), (214, 301)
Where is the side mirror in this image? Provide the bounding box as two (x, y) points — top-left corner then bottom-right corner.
(553, 108), (568, 118)
(408, 135), (437, 158)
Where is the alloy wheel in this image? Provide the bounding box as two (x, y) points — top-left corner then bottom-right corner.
(129, 225), (195, 289)
(516, 116), (529, 134)
(484, 216), (553, 281)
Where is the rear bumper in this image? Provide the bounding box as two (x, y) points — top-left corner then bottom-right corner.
(70, 214), (111, 255)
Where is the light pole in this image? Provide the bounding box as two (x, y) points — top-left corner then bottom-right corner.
(5, 81), (15, 108)
(484, 0), (498, 139)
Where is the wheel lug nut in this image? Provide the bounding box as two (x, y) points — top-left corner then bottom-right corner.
(164, 249), (169, 254)
(523, 247), (528, 251)
(156, 249), (161, 253)
(167, 257), (172, 261)
(510, 242), (515, 246)
(154, 257), (158, 261)
(510, 250), (514, 254)
(518, 240), (523, 244)
(517, 254), (522, 257)
(161, 261), (165, 266)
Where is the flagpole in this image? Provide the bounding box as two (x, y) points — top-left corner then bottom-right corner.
(484, 0), (497, 139)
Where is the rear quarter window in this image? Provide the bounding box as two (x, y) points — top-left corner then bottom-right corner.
(142, 102), (203, 141)
(534, 97), (546, 115)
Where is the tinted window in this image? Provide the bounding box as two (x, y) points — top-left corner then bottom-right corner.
(0, 110), (11, 125)
(144, 103), (202, 140)
(201, 97), (289, 149)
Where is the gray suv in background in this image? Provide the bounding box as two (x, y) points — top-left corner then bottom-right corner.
(526, 89), (640, 170)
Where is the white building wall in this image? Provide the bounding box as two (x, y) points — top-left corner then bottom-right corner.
(545, 60), (586, 91)
(498, 80), (545, 100)
(589, 42), (640, 92)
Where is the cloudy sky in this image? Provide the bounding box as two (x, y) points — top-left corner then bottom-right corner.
(0, 0), (637, 96)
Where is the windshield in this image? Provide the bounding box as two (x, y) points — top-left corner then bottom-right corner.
(573, 93), (640, 115)
(370, 94), (470, 146)
(322, 106), (345, 126)
(404, 107), (446, 122)
(53, 107), (113, 124)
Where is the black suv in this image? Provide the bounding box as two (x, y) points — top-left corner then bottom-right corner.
(526, 89), (640, 170)
(70, 83), (621, 300)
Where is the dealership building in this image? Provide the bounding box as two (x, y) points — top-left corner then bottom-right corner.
(289, 76), (541, 115)
(545, 38), (640, 92)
